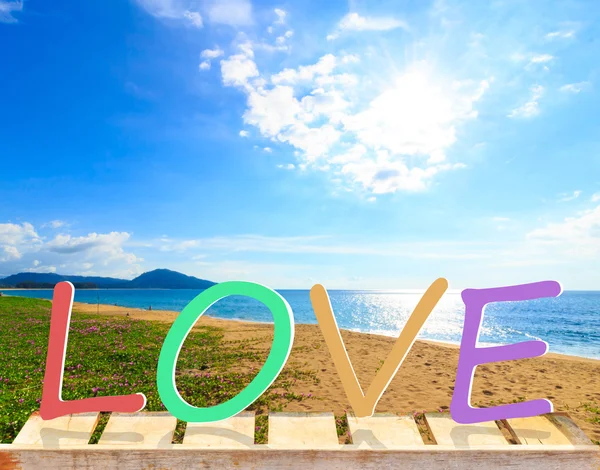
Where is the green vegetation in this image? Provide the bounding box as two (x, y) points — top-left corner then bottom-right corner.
(335, 413), (351, 444)
(581, 402), (600, 425)
(0, 268), (215, 289)
(15, 282), (98, 289)
(254, 414), (268, 444)
(578, 402), (600, 445)
(0, 296), (317, 443)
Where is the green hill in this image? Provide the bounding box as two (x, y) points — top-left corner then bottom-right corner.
(0, 269), (216, 289)
(126, 269), (215, 289)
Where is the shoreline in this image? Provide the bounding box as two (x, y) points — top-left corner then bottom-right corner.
(3, 293), (599, 362)
(75, 300), (600, 363)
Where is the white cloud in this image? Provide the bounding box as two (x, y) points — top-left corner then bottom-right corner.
(300, 88), (350, 125)
(328, 12), (409, 40)
(560, 82), (590, 94)
(330, 144), (367, 164)
(0, 0), (23, 23)
(221, 55), (258, 87)
(201, 47), (224, 59)
(152, 234), (497, 261)
(24, 264), (57, 274)
(218, 43), (487, 194)
(277, 163), (295, 170)
(340, 160), (465, 193)
(0, 222), (40, 262)
(239, 130), (249, 137)
(526, 205), (600, 258)
(253, 42), (290, 53)
(47, 232), (130, 254)
(199, 61), (211, 71)
(220, 43), (259, 89)
(134, 0), (180, 18)
(207, 0), (253, 26)
(343, 70), (487, 160)
(42, 220), (67, 229)
(206, 8), (505, 196)
(271, 30), (294, 49)
(558, 190), (582, 202)
(134, 0), (202, 27)
(183, 10), (203, 27)
(243, 85), (302, 136)
(508, 85), (544, 118)
(546, 30), (575, 40)
(1, 245), (21, 262)
(277, 123), (341, 161)
(274, 8), (286, 25)
(159, 239), (200, 252)
(340, 54), (360, 64)
(44, 231), (142, 277)
(272, 54), (338, 85)
(0, 223), (143, 278)
(592, 193), (600, 203)
(263, 147), (273, 153)
(530, 54), (554, 64)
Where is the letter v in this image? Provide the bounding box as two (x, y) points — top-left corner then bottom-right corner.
(310, 278), (448, 417)
(40, 282), (147, 420)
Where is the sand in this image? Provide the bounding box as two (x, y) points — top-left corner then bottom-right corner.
(72, 301), (600, 443)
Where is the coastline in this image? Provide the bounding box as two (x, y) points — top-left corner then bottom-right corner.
(2, 292), (597, 361)
(72, 299), (599, 362)
(3, 295), (599, 443)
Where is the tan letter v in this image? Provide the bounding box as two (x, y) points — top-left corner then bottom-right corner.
(310, 278), (448, 417)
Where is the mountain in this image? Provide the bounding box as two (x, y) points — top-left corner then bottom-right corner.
(0, 272), (124, 287)
(0, 269), (216, 290)
(127, 269), (214, 289)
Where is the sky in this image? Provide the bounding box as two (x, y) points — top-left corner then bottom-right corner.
(1, 0), (600, 290)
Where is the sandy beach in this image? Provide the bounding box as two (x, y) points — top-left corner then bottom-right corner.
(71, 301), (600, 443)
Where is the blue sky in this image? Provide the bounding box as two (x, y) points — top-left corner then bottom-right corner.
(1, 0), (599, 289)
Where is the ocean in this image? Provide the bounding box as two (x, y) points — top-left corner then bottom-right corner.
(1, 288), (599, 360)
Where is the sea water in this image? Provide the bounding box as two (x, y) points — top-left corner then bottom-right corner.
(2, 288), (599, 359)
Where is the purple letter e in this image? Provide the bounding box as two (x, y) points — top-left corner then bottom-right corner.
(450, 281), (561, 424)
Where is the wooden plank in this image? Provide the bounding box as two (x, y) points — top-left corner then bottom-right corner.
(268, 412), (339, 449)
(546, 413), (597, 445)
(346, 412), (424, 448)
(506, 416), (573, 446)
(425, 413), (509, 447)
(183, 411), (255, 448)
(1, 446), (600, 469)
(12, 412), (99, 447)
(97, 412), (176, 447)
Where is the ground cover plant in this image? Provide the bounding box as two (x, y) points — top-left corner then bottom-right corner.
(0, 296), (316, 443)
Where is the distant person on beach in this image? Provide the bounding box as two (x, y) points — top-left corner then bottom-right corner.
(149, 305), (152, 311)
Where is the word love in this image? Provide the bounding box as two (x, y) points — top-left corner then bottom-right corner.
(39, 279), (561, 425)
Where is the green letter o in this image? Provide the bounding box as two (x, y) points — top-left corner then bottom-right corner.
(156, 281), (295, 422)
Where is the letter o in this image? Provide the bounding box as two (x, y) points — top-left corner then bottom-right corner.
(156, 281), (295, 422)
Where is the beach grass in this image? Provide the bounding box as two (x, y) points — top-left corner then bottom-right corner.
(0, 296), (317, 443)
